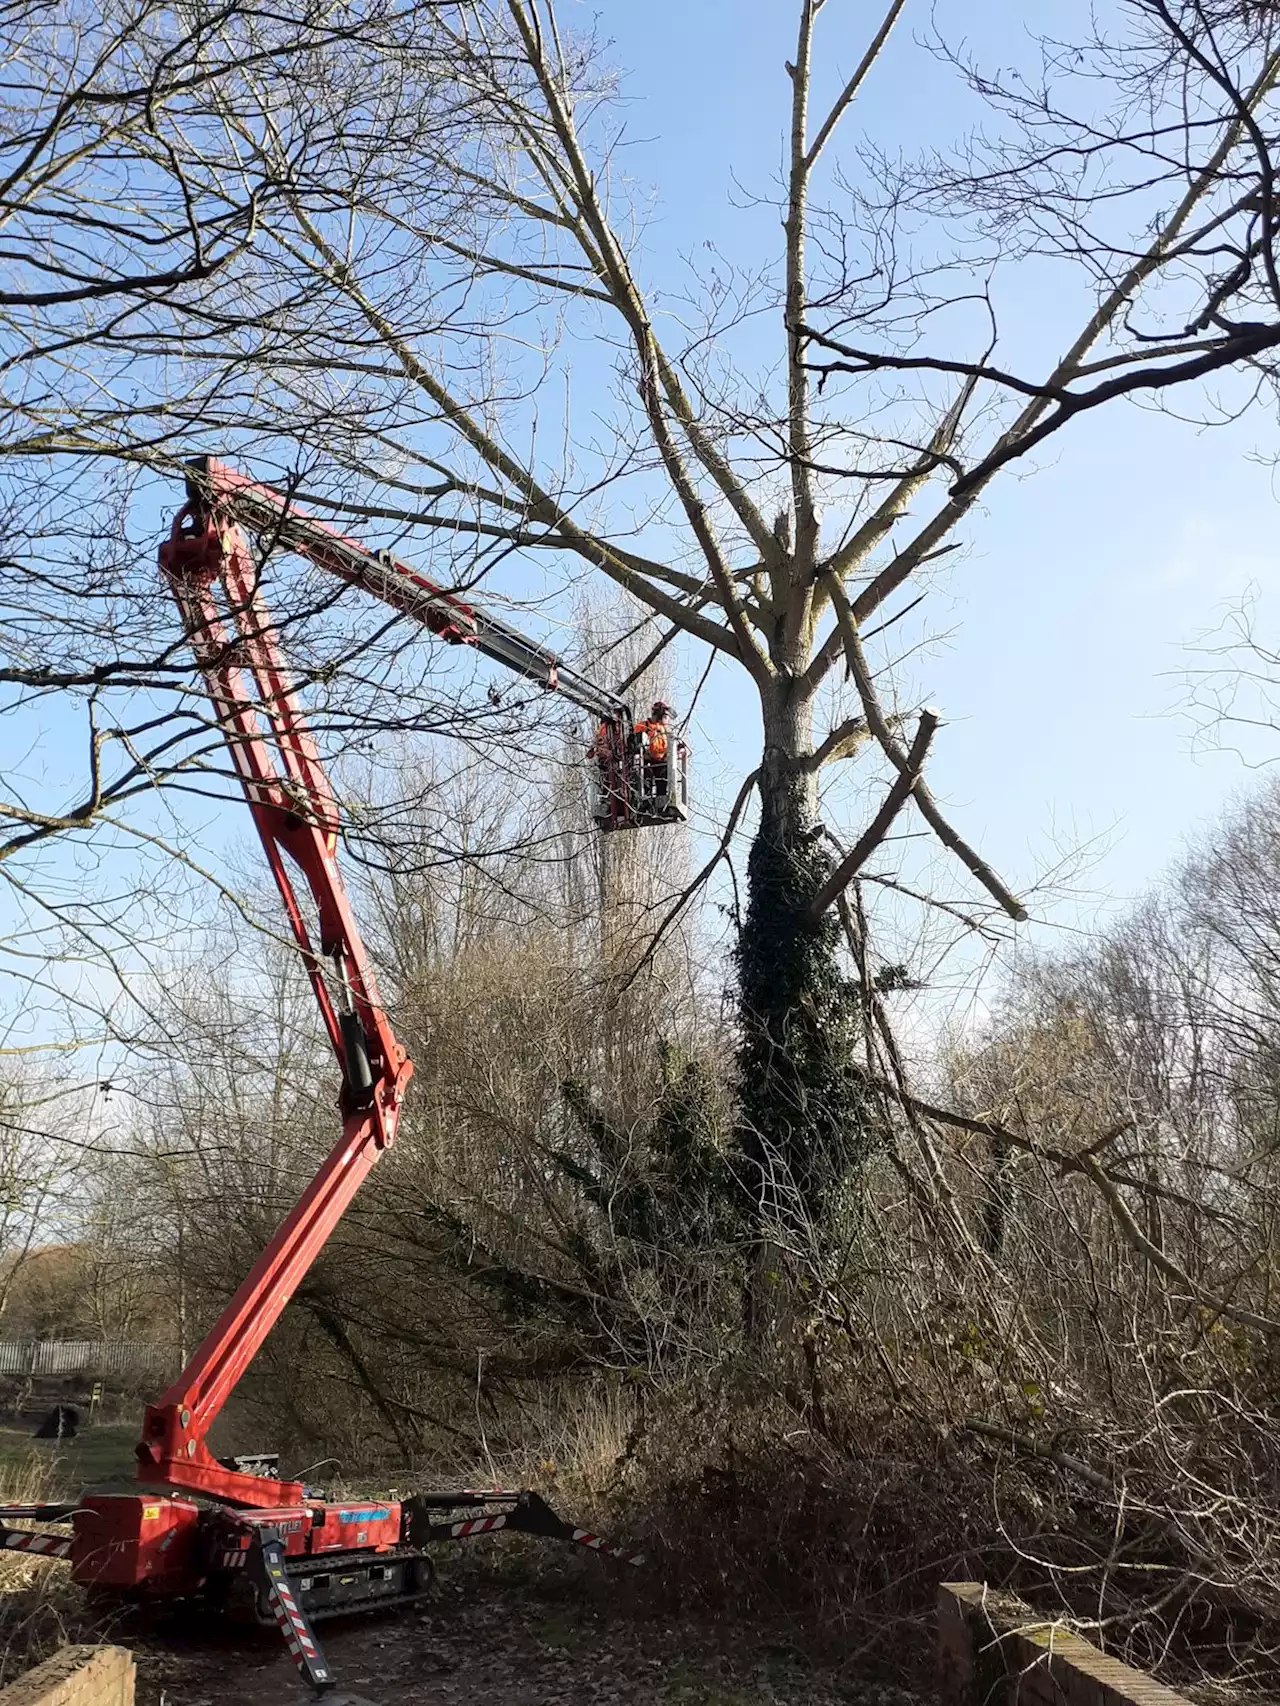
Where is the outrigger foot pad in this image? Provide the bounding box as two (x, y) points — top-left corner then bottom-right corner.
(400, 1488), (645, 1567)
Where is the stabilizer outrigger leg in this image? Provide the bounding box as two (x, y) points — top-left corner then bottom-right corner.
(505, 1490), (647, 1565)
(0, 1506), (74, 1560)
(251, 1530), (337, 1699)
(401, 1487), (645, 1567)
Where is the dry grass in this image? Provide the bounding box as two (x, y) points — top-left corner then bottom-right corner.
(0, 1448), (99, 1687)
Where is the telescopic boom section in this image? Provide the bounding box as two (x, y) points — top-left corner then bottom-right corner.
(141, 494), (414, 1507)
(181, 458), (631, 727)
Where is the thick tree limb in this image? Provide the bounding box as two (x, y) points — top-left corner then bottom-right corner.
(895, 1090), (1250, 1230)
(804, 0), (908, 170)
(1081, 1154), (1280, 1336)
(808, 709), (937, 920)
(949, 319), (1280, 499)
(958, 1419), (1115, 1495)
(799, 324), (1072, 402)
(504, 0), (775, 679)
(802, 713), (874, 771)
(823, 571), (1027, 920)
(784, 3), (820, 580)
(803, 557), (957, 696)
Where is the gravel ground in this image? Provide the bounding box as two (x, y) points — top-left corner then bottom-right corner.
(131, 1576), (933, 1706)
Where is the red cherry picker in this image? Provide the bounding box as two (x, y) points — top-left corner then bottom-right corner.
(0, 459), (685, 1695)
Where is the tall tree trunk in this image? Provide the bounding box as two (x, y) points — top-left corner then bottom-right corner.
(735, 685), (872, 1280)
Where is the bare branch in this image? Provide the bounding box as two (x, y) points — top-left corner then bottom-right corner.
(823, 571), (1027, 919)
(804, 0), (909, 171)
(808, 708), (936, 920)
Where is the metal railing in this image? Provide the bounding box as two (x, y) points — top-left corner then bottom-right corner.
(0, 1340), (174, 1376)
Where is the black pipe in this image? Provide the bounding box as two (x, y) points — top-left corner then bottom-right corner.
(339, 1010), (374, 1103)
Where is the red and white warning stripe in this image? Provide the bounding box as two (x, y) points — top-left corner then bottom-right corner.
(571, 1528), (644, 1567)
(450, 1513), (508, 1539)
(1, 1531), (71, 1558)
(269, 1573), (327, 1683)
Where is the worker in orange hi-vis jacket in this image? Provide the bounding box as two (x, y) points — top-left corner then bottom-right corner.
(637, 699), (674, 760)
(587, 714), (628, 825)
(634, 701), (675, 803)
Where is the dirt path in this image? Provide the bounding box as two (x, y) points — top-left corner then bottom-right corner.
(131, 1579), (931, 1706)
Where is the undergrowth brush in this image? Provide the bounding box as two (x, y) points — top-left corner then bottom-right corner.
(0, 1452), (98, 1687)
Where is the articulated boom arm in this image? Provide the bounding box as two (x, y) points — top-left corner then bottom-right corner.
(141, 495), (414, 1507)
(140, 459), (671, 1506)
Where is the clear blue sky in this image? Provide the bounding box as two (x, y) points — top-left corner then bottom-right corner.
(594, 0), (1280, 946)
(8, 0), (1278, 1054)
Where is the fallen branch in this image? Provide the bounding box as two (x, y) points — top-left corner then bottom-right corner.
(1080, 1154), (1280, 1337)
(957, 1417), (1114, 1495)
(893, 1089), (1247, 1227)
(882, 1086), (1275, 1332)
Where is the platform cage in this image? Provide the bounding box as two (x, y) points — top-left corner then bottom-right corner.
(589, 736), (690, 832)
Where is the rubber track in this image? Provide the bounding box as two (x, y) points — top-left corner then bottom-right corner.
(267, 1549), (433, 1625)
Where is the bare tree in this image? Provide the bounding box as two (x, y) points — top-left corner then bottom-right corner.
(10, 0), (1280, 1317)
(101, 0), (1280, 1244)
(0, 0), (519, 1023)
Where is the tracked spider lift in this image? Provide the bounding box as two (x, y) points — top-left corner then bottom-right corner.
(0, 460), (666, 1697)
